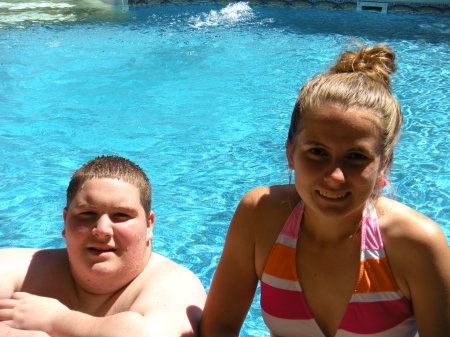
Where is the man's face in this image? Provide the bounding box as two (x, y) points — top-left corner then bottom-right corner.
(62, 178), (154, 293)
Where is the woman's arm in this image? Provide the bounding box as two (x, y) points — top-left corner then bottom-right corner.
(200, 190), (261, 337)
(381, 200), (450, 336)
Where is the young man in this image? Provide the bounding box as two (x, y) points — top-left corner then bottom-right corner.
(0, 155), (206, 337)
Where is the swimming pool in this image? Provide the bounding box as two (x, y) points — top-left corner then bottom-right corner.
(1, 2), (449, 335)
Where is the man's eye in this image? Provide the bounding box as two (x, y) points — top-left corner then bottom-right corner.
(308, 148), (327, 156)
(77, 212), (97, 220)
(79, 211), (96, 217)
(114, 213), (130, 220)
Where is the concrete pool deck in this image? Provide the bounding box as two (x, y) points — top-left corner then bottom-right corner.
(122, 0), (450, 15)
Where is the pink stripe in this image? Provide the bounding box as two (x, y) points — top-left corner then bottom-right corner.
(361, 215), (384, 250)
(280, 206), (302, 239)
(339, 297), (413, 333)
(260, 281), (313, 319)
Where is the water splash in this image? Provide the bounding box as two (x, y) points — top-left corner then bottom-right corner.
(189, 2), (254, 28)
(419, 23), (450, 34)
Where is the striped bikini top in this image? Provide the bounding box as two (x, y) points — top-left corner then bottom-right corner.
(260, 202), (417, 337)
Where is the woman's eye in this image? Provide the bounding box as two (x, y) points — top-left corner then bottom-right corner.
(347, 153), (368, 161)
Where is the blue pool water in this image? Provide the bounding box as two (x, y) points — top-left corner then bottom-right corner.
(0, 2), (449, 335)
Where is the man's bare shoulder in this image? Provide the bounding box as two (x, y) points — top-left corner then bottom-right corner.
(127, 252), (206, 334)
(139, 252), (205, 296)
(0, 248), (67, 299)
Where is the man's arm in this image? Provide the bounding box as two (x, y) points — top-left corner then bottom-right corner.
(0, 293), (156, 337)
(0, 322), (50, 337)
(0, 254), (206, 337)
(0, 249), (50, 337)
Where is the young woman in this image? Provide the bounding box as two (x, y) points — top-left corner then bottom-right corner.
(200, 45), (449, 337)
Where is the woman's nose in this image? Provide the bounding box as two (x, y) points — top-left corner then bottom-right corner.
(325, 165), (345, 184)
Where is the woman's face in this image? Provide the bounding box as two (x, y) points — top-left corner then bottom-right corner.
(286, 102), (385, 220)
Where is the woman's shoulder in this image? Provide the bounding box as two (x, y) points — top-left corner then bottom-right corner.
(376, 197), (445, 244)
(375, 201), (449, 329)
(375, 197), (448, 275)
(236, 185), (298, 233)
(235, 185), (298, 228)
(240, 184), (298, 209)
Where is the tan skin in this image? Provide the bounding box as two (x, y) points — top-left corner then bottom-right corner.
(200, 102), (450, 337)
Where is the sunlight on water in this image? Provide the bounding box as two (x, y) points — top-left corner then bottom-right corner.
(0, 2), (449, 336)
(189, 2), (255, 28)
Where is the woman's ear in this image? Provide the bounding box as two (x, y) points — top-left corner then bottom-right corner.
(286, 140), (295, 170)
(375, 174), (388, 190)
(374, 153), (391, 189)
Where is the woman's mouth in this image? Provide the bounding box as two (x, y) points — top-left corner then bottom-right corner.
(317, 190), (349, 200)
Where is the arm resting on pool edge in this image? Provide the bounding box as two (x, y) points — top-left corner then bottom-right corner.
(0, 291), (204, 337)
(0, 322), (50, 337)
(0, 292), (151, 337)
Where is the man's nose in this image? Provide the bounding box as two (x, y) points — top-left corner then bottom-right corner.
(92, 215), (113, 239)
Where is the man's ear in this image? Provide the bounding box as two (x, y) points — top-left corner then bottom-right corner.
(147, 211), (155, 242)
(286, 140), (295, 170)
(62, 208), (67, 238)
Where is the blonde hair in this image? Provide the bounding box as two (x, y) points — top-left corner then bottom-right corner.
(288, 45), (402, 168)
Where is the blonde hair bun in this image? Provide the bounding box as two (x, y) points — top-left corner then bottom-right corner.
(330, 45), (397, 88)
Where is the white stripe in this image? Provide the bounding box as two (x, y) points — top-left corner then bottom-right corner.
(350, 291), (404, 303)
(262, 310), (324, 337)
(261, 273), (302, 292)
(276, 234), (296, 248)
(362, 248), (386, 260)
(336, 316), (417, 337)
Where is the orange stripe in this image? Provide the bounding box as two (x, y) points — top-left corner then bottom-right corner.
(264, 244), (298, 281)
(355, 258), (398, 293)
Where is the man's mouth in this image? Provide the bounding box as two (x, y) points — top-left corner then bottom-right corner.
(87, 247), (116, 253)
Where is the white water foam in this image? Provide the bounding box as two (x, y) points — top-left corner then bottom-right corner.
(189, 2), (254, 28)
(419, 23), (450, 34)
